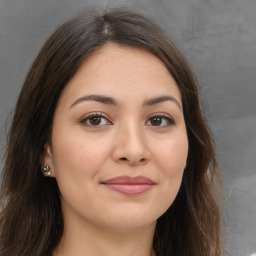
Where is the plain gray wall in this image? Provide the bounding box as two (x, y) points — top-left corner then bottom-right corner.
(0, 0), (255, 255)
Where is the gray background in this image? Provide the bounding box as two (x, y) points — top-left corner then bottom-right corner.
(0, 0), (255, 255)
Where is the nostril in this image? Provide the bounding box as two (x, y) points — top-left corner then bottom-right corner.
(117, 157), (148, 165)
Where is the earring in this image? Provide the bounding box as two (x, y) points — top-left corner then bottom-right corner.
(43, 165), (51, 176)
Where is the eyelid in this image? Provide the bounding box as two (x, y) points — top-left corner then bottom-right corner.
(79, 112), (112, 126)
(146, 113), (176, 127)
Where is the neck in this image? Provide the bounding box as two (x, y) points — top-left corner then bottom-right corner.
(53, 217), (156, 256)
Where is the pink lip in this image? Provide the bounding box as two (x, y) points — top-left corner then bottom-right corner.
(101, 175), (155, 196)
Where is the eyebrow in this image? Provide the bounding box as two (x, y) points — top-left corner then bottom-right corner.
(70, 94), (181, 110)
(143, 95), (181, 109)
(70, 94), (120, 108)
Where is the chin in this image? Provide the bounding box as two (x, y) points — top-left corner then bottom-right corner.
(104, 219), (156, 232)
(98, 208), (160, 231)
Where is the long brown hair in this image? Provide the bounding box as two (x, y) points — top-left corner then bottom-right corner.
(0, 8), (222, 256)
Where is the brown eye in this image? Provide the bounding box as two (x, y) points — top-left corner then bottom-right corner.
(80, 114), (111, 127)
(146, 115), (175, 127)
(150, 117), (162, 126)
(89, 116), (102, 125)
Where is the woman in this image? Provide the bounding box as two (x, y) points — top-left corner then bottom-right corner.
(0, 8), (222, 256)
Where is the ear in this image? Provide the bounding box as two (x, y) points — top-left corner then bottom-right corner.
(42, 143), (56, 177)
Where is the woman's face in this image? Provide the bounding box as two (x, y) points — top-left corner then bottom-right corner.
(44, 43), (188, 231)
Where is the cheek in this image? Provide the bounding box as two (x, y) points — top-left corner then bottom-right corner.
(156, 134), (188, 171)
(50, 127), (114, 190)
(50, 131), (112, 211)
(153, 134), (188, 196)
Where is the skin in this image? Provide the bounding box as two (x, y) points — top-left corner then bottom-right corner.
(44, 43), (188, 256)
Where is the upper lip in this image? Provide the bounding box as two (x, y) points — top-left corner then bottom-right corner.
(101, 175), (155, 185)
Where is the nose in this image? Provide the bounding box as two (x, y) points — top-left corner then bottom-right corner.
(111, 122), (151, 166)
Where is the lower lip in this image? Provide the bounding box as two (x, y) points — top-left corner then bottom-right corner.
(103, 184), (154, 196)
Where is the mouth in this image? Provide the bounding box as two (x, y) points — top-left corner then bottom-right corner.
(100, 175), (156, 196)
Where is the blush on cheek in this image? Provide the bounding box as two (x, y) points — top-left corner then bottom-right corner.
(158, 148), (188, 173)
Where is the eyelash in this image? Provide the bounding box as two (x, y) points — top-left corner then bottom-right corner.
(80, 112), (111, 127)
(146, 114), (176, 127)
(79, 112), (176, 128)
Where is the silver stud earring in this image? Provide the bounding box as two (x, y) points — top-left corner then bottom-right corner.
(43, 165), (51, 176)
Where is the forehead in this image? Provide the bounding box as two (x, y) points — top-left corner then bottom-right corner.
(58, 43), (181, 105)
